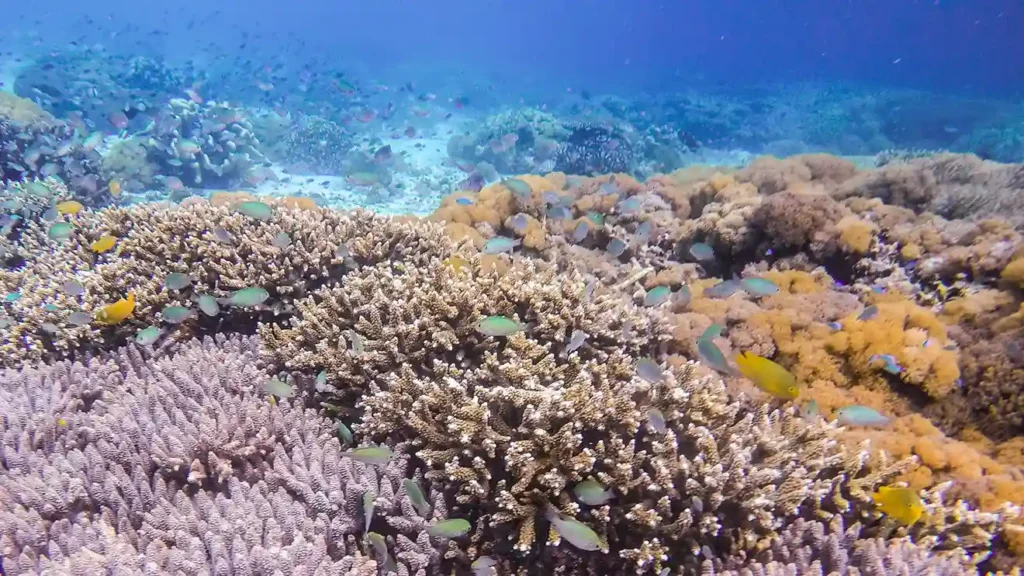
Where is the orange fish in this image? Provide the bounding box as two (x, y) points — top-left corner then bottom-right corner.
(91, 235), (117, 254)
(95, 293), (135, 324)
(108, 180), (121, 198)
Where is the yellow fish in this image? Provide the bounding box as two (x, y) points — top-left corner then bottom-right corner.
(57, 417), (67, 427)
(95, 293), (135, 325)
(91, 235), (118, 254)
(872, 485), (924, 526)
(443, 255), (469, 273)
(55, 200), (84, 215)
(109, 180), (122, 198)
(734, 351), (799, 400)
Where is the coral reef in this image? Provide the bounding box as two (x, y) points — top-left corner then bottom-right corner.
(0, 201), (450, 369)
(0, 334), (448, 575)
(280, 115), (354, 175)
(555, 123), (637, 176)
(139, 99), (269, 189)
(4, 145), (1024, 574)
(0, 93), (109, 205)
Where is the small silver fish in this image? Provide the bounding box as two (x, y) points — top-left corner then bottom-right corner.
(704, 279), (741, 299)
(573, 479), (613, 506)
(544, 506), (604, 551)
(272, 232), (291, 249)
(363, 491), (376, 535)
(508, 213), (528, 232)
(315, 370), (329, 392)
(636, 358), (664, 383)
(646, 408), (666, 433)
(566, 329), (587, 353)
(337, 421), (354, 445)
(164, 273), (193, 291)
(348, 329), (365, 353)
(67, 311), (93, 326)
(483, 236), (521, 255)
(427, 518), (471, 538)
(836, 405), (890, 428)
(643, 286), (672, 307)
(263, 377), (295, 399)
(571, 221), (589, 243)
(198, 294), (219, 317)
(161, 305), (193, 324)
(61, 281), (86, 297)
(471, 556), (498, 576)
(213, 226), (234, 244)
(402, 479), (430, 516)
(339, 445), (393, 467)
(689, 242), (715, 261)
(607, 238), (626, 257)
(40, 322), (59, 334)
(858, 305), (879, 321)
(134, 325), (162, 346)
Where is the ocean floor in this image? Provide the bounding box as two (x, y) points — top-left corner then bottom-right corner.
(234, 123), (467, 215)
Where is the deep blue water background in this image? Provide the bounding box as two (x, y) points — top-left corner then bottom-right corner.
(4, 0), (1022, 97)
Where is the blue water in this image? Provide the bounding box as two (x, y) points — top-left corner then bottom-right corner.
(5, 0), (1022, 94)
(1, 0), (1022, 210)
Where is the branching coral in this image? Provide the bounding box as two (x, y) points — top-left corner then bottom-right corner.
(0, 335), (448, 575)
(0, 201), (451, 368)
(261, 259), (663, 407)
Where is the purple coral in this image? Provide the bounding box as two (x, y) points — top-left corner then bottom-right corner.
(0, 335), (445, 575)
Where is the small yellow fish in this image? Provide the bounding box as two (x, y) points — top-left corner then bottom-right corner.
(91, 234), (118, 254)
(95, 293), (135, 325)
(57, 417), (67, 427)
(734, 351), (799, 400)
(55, 200), (84, 215)
(109, 179), (122, 198)
(872, 485), (924, 526)
(443, 255), (469, 273)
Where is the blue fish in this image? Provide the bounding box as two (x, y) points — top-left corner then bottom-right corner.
(740, 277), (779, 298)
(455, 197), (474, 206)
(858, 305), (879, 321)
(836, 405), (891, 428)
(483, 236), (521, 255)
(696, 324), (733, 375)
(827, 321), (843, 331)
(689, 242), (715, 262)
(616, 197), (642, 215)
(704, 280), (741, 299)
(607, 238), (627, 258)
(868, 354), (902, 375)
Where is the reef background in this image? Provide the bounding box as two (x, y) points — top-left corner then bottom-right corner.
(3, 1), (1024, 575)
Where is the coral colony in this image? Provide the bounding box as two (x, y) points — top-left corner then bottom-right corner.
(2, 50), (1024, 576)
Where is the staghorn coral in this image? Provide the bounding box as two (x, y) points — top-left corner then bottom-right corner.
(358, 350), (1003, 574)
(261, 258), (663, 407)
(706, 515), (978, 576)
(0, 334), (446, 575)
(0, 201), (452, 369)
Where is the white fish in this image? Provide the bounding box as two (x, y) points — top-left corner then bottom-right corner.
(566, 329), (587, 353)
